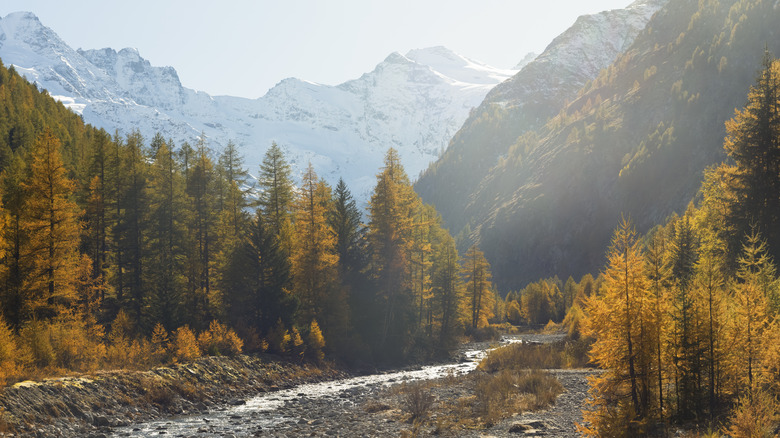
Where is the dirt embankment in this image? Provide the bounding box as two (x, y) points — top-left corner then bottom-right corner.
(0, 355), (346, 437)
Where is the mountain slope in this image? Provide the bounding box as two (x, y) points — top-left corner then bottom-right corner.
(415, 0), (668, 230)
(420, 0), (780, 290)
(0, 12), (516, 200)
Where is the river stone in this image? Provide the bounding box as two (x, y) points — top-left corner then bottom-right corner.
(510, 423), (533, 433)
(93, 415), (110, 427)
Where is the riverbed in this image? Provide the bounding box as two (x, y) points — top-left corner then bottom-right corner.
(112, 334), (595, 437)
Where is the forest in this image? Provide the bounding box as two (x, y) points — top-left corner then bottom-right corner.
(518, 53), (780, 436)
(0, 58), (501, 382)
(2, 21), (780, 436)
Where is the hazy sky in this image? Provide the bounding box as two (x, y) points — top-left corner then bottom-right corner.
(0, 0), (633, 98)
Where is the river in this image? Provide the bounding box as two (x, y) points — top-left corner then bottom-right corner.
(112, 336), (524, 437)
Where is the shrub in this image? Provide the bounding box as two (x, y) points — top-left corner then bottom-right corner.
(402, 382), (435, 421)
(725, 389), (780, 438)
(306, 320), (325, 364)
(286, 327), (305, 362)
(562, 304), (585, 340)
(198, 320), (243, 357)
(145, 383), (175, 409)
(47, 313), (105, 372)
(150, 323), (170, 364)
(19, 320), (55, 370)
(515, 370), (564, 409)
(266, 319), (288, 354)
(468, 325), (501, 342)
(0, 320), (18, 383)
(506, 300), (523, 325)
(170, 326), (201, 363)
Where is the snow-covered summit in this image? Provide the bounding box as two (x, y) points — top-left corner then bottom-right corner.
(0, 11), (517, 202)
(486, 0), (668, 106)
(405, 46), (517, 85)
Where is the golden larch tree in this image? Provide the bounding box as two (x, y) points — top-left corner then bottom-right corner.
(22, 129), (81, 320)
(462, 244), (494, 330)
(582, 216), (658, 435)
(291, 164), (344, 344)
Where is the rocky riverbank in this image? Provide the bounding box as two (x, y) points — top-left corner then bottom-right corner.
(0, 355), (347, 437)
(148, 366), (598, 437)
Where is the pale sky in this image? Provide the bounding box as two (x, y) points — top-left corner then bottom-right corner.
(0, 0), (633, 98)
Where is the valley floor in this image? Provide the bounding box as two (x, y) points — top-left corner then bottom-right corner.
(231, 367), (598, 437)
(0, 333), (595, 437)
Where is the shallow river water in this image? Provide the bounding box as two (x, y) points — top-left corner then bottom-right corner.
(113, 336), (523, 437)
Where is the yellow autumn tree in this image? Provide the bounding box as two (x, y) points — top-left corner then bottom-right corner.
(22, 129), (81, 320)
(291, 164), (346, 347)
(581, 216), (658, 436)
(728, 228), (776, 399)
(306, 319), (326, 364)
(462, 244), (495, 330)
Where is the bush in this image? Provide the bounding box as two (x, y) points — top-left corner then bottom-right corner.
(19, 320), (55, 370)
(468, 325), (501, 342)
(725, 389), (780, 438)
(198, 320), (243, 357)
(286, 327), (305, 362)
(478, 340), (591, 372)
(150, 323), (170, 364)
(306, 320), (325, 363)
(170, 326), (201, 363)
(506, 300), (523, 325)
(0, 320), (18, 383)
(562, 304), (585, 340)
(266, 319), (288, 354)
(402, 382), (435, 421)
(48, 314), (105, 372)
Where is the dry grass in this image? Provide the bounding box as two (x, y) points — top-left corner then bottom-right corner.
(363, 400), (391, 413)
(474, 369), (563, 426)
(477, 340), (590, 372)
(388, 368), (564, 433)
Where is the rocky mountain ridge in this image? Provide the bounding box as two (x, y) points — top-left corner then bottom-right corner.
(0, 11), (515, 200)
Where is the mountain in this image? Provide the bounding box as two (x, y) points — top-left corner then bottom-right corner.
(417, 0), (780, 291)
(416, 0), (668, 232)
(512, 52), (538, 70)
(0, 12), (516, 201)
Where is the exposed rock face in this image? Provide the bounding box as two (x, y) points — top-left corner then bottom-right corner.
(0, 355), (345, 437)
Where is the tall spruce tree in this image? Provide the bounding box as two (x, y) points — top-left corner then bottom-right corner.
(185, 136), (218, 328)
(146, 138), (187, 330)
(367, 148), (419, 354)
(723, 52), (780, 263)
(116, 131), (148, 327)
(223, 211), (294, 336)
(259, 142), (294, 243)
(430, 227), (462, 347)
(1, 154), (30, 328)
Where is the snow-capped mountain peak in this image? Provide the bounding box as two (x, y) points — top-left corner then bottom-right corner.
(0, 12), (517, 202)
